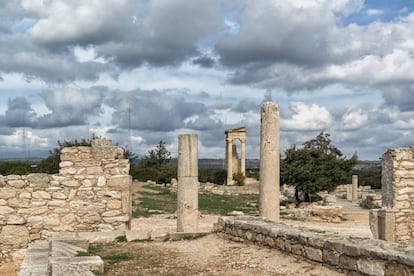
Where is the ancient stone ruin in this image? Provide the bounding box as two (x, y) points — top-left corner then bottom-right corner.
(177, 134), (199, 232)
(225, 127), (246, 185)
(370, 147), (414, 242)
(0, 139), (132, 252)
(259, 102), (280, 222)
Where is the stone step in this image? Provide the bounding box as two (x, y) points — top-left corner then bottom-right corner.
(19, 240), (49, 276)
(49, 256), (104, 276)
(50, 240), (87, 257)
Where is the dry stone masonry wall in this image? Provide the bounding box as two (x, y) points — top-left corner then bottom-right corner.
(370, 147), (414, 242)
(0, 139), (132, 252)
(215, 216), (414, 276)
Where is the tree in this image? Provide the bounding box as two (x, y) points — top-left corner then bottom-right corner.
(281, 132), (357, 202)
(140, 140), (171, 167)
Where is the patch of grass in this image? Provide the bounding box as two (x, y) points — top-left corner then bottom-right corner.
(92, 270), (103, 276)
(88, 244), (103, 255)
(75, 251), (91, 257)
(102, 253), (134, 263)
(133, 183), (259, 217)
(133, 185), (177, 218)
(199, 194), (259, 216)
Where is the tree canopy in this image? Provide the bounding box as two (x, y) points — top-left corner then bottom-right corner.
(281, 132), (357, 202)
(139, 140), (171, 167)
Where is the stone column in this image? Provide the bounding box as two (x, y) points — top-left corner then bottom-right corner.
(259, 102), (280, 222)
(177, 134), (199, 232)
(240, 138), (246, 176)
(352, 175), (358, 202)
(226, 138), (233, 185)
(347, 184), (352, 201)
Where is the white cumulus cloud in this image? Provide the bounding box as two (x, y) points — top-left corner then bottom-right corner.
(282, 102), (333, 131)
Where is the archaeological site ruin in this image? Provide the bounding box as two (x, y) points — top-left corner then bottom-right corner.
(0, 101), (413, 275)
(225, 126), (246, 185)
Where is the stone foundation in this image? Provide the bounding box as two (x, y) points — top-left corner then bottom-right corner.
(215, 216), (414, 275)
(0, 139), (132, 254)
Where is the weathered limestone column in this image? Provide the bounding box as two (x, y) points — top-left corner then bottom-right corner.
(346, 184), (352, 201)
(177, 134), (199, 232)
(226, 138), (233, 185)
(259, 102), (280, 221)
(352, 175), (358, 202)
(240, 138), (246, 176)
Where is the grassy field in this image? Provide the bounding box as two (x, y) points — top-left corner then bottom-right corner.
(132, 184), (259, 218)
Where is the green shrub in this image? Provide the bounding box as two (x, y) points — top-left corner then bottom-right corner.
(199, 168), (226, 185)
(232, 172), (246, 186)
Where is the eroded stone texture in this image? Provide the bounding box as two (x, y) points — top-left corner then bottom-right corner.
(225, 127), (246, 185)
(370, 147), (414, 242)
(177, 134), (199, 232)
(259, 102), (280, 221)
(215, 216), (414, 275)
(0, 139), (132, 250)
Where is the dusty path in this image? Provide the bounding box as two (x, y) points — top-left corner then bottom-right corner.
(100, 234), (345, 276)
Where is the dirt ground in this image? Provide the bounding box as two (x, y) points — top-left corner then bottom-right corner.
(100, 234), (346, 276)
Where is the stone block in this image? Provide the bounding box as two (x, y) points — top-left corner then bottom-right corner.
(27, 173), (51, 189)
(19, 192), (32, 199)
(59, 167), (77, 175)
(82, 212), (101, 224)
(107, 175), (131, 190)
(102, 210), (122, 217)
(43, 214), (60, 227)
(323, 249), (340, 266)
(0, 206), (14, 215)
(125, 230), (150, 242)
(339, 254), (357, 271)
(8, 198), (30, 208)
(48, 200), (67, 207)
(6, 175), (21, 180)
(0, 199), (6, 205)
(0, 225), (29, 248)
(356, 258), (385, 276)
(7, 214), (25, 225)
(0, 175), (4, 187)
(97, 176), (106, 187)
(8, 180), (26, 188)
(52, 192), (67, 200)
(62, 179), (80, 187)
(49, 256), (104, 275)
(107, 200), (122, 209)
(305, 247), (323, 262)
(32, 191), (51, 200)
(0, 188), (16, 199)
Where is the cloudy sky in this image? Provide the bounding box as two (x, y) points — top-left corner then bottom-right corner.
(1, 0), (414, 161)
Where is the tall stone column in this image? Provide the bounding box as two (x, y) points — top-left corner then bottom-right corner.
(259, 102), (280, 221)
(240, 139), (246, 176)
(177, 134), (199, 232)
(352, 175), (358, 202)
(226, 138), (233, 185)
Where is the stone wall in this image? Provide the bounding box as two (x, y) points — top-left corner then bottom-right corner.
(0, 139), (132, 252)
(215, 216), (414, 275)
(370, 147), (414, 242)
